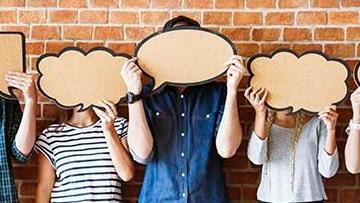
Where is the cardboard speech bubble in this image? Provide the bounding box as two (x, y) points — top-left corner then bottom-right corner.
(0, 32), (26, 99)
(37, 47), (130, 111)
(134, 26), (236, 91)
(248, 49), (349, 114)
(353, 62), (360, 87)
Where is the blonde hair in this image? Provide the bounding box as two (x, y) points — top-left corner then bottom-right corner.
(265, 111), (305, 186)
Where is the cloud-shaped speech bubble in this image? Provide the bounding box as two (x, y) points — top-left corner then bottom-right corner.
(37, 47), (130, 111)
(248, 49), (349, 114)
(353, 62), (360, 87)
(134, 26), (236, 91)
(0, 32), (26, 99)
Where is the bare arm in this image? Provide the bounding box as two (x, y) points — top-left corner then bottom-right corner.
(121, 58), (153, 161)
(36, 154), (55, 203)
(216, 56), (245, 158)
(6, 72), (37, 156)
(94, 101), (135, 181)
(318, 106), (338, 155)
(345, 88), (360, 173)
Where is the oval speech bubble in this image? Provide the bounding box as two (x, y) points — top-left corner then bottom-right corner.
(134, 26), (236, 91)
(0, 32), (26, 99)
(248, 49), (350, 114)
(37, 47), (130, 111)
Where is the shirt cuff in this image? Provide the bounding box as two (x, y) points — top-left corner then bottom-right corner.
(250, 131), (268, 145)
(130, 148), (154, 164)
(12, 141), (32, 162)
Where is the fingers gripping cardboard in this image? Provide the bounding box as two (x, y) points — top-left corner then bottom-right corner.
(248, 49), (349, 114)
(134, 27), (236, 91)
(0, 32), (26, 99)
(37, 47), (130, 110)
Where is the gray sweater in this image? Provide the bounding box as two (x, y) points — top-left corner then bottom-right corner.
(247, 117), (339, 203)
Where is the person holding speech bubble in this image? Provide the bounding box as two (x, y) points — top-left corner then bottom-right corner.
(35, 102), (135, 202)
(122, 16), (245, 203)
(345, 88), (360, 174)
(1, 71), (37, 203)
(245, 87), (339, 203)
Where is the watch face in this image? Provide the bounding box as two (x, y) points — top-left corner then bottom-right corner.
(127, 92), (135, 103)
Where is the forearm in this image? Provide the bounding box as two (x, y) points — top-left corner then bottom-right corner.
(345, 113), (360, 173)
(15, 99), (37, 156)
(36, 184), (52, 203)
(127, 101), (153, 159)
(216, 91), (242, 158)
(105, 131), (135, 181)
(325, 129), (337, 155)
(254, 111), (267, 139)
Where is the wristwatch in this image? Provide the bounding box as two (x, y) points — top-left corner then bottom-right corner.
(126, 92), (142, 104)
(349, 119), (360, 130)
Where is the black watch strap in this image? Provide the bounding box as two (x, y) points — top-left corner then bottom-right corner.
(126, 92), (142, 104)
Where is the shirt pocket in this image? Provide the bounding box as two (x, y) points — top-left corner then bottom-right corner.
(147, 109), (174, 145)
(192, 111), (220, 143)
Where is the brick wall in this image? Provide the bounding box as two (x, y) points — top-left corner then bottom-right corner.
(4, 0), (360, 202)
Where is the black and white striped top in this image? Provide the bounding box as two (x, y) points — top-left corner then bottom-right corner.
(35, 117), (128, 203)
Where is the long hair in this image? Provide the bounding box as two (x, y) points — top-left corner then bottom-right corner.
(265, 111), (306, 186)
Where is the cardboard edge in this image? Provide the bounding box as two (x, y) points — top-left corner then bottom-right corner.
(36, 46), (132, 111)
(133, 26), (237, 94)
(246, 48), (351, 115)
(354, 61), (360, 87)
(0, 32), (26, 100)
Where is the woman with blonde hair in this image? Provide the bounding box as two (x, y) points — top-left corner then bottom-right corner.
(246, 87), (339, 203)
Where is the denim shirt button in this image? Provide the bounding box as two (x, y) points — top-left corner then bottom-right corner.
(180, 94), (184, 99)
(181, 152), (185, 157)
(156, 112), (160, 116)
(181, 132), (185, 137)
(181, 113), (185, 117)
(181, 173), (185, 177)
(182, 193), (186, 197)
(206, 114), (210, 118)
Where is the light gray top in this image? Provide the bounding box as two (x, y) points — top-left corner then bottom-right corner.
(247, 117), (339, 203)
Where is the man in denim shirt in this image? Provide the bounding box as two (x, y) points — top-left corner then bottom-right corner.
(122, 16), (245, 203)
(0, 72), (37, 202)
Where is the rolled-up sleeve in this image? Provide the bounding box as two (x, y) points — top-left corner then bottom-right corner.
(247, 131), (268, 165)
(317, 121), (339, 178)
(11, 141), (31, 162)
(130, 148), (154, 165)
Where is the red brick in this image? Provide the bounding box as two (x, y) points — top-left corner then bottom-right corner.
(314, 28), (344, 41)
(19, 182), (36, 196)
(325, 43), (355, 58)
(49, 10), (78, 23)
(141, 11), (170, 25)
(347, 27), (360, 40)
(31, 26), (60, 40)
(235, 43), (260, 57)
(63, 26), (93, 40)
(297, 11), (327, 24)
(89, 0), (118, 7)
(94, 26), (123, 40)
(172, 12), (201, 23)
(0, 0), (25, 6)
(108, 43), (136, 55)
(234, 12), (262, 25)
(279, 0), (307, 8)
(292, 44), (323, 53)
(266, 12), (294, 25)
(125, 26), (155, 40)
(1, 25), (30, 37)
(110, 11), (139, 24)
(246, 0), (275, 8)
(0, 11), (16, 23)
(59, 0), (87, 8)
(121, 0), (149, 8)
(261, 43), (291, 53)
(222, 28), (250, 41)
(151, 0), (180, 8)
(311, 0), (339, 7)
(204, 12), (232, 25)
(283, 28), (312, 41)
(342, 0), (360, 6)
(45, 41), (74, 53)
(80, 10), (108, 23)
(26, 42), (44, 55)
(329, 11), (359, 24)
(339, 189), (360, 203)
(27, 0), (56, 6)
(252, 28), (281, 41)
(19, 10), (46, 23)
(184, 0), (213, 8)
(76, 42), (104, 52)
(215, 0), (244, 8)
(228, 172), (259, 184)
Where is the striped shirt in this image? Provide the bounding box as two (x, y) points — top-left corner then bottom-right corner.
(35, 117), (128, 203)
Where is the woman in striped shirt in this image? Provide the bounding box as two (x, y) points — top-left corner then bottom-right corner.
(35, 100), (135, 203)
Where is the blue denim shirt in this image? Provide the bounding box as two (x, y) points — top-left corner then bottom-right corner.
(138, 82), (229, 203)
(0, 98), (29, 203)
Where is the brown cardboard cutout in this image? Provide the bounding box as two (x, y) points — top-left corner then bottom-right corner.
(134, 27), (236, 91)
(37, 47), (130, 110)
(248, 49), (349, 114)
(0, 32), (25, 99)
